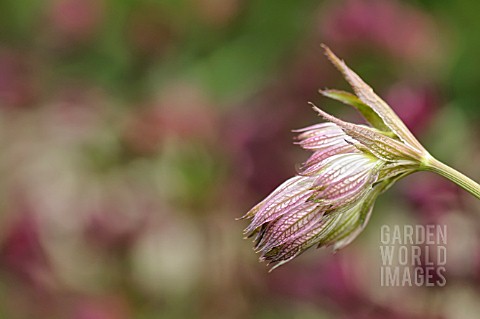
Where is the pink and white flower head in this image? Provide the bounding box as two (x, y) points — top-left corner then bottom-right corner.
(242, 45), (480, 270)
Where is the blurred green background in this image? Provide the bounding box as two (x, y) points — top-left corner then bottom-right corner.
(0, 0), (479, 318)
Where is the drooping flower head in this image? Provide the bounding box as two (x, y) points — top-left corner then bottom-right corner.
(242, 45), (480, 270)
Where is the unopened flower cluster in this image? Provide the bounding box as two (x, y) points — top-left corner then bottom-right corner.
(242, 46), (439, 270)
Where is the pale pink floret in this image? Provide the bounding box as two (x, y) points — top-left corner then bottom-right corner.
(244, 122), (382, 266)
(297, 123), (379, 207)
(311, 153), (379, 205)
(242, 45), (433, 269)
(244, 176), (315, 234)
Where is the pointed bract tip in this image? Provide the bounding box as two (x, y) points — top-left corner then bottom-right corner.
(318, 88), (335, 99)
(321, 44), (346, 72)
(318, 88), (328, 95)
(308, 102), (322, 115)
(268, 260), (287, 272)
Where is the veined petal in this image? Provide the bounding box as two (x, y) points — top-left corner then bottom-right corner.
(241, 177), (302, 222)
(311, 153), (381, 206)
(318, 168), (376, 206)
(265, 190), (373, 269)
(377, 161), (417, 181)
(252, 191), (314, 240)
(261, 161), (397, 270)
(264, 204), (348, 268)
(244, 176), (315, 235)
(264, 226), (321, 267)
(313, 153), (376, 184)
(256, 203), (322, 253)
(329, 177), (398, 251)
(311, 104), (422, 161)
(294, 122), (340, 135)
(296, 132), (347, 150)
(300, 143), (357, 175)
(318, 196), (371, 249)
(295, 122), (348, 151)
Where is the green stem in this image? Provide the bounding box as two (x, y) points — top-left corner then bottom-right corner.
(423, 157), (480, 200)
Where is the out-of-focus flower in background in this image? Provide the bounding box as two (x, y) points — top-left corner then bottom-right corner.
(403, 174), (461, 224)
(48, 0), (105, 44)
(70, 295), (131, 319)
(321, 0), (441, 64)
(123, 82), (217, 156)
(193, 0), (244, 28)
(0, 49), (38, 109)
(385, 82), (439, 135)
(126, 3), (175, 59)
(0, 211), (52, 288)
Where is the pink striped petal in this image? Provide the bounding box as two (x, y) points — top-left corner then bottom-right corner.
(257, 204), (323, 253)
(244, 177), (315, 234)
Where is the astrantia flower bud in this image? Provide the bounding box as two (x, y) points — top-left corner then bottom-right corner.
(242, 109), (414, 270)
(242, 45), (480, 270)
